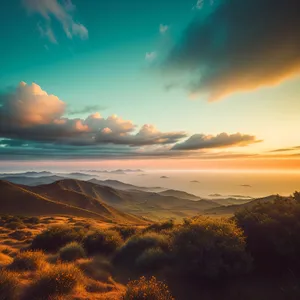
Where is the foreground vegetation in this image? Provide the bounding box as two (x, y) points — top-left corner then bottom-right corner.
(0, 192), (300, 299)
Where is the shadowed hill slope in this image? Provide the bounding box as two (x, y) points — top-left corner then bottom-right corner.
(0, 180), (148, 225)
(205, 195), (278, 215)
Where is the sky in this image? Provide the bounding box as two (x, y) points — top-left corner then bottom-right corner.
(0, 0), (300, 170)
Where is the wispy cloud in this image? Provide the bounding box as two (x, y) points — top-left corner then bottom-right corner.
(145, 51), (157, 62)
(23, 0), (88, 43)
(67, 105), (107, 115)
(172, 133), (262, 150)
(159, 24), (169, 34)
(165, 0), (300, 101)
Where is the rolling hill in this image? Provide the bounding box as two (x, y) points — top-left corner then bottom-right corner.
(205, 195), (278, 215)
(33, 179), (222, 220)
(0, 180), (148, 225)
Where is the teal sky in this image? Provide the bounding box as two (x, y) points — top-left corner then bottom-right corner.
(0, 0), (300, 169)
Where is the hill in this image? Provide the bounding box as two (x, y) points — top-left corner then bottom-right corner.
(0, 175), (66, 186)
(43, 179), (221, 221)
(159, 189), (201, 201)
(0, 180), (147, 225)
(205, 195), (278, 215)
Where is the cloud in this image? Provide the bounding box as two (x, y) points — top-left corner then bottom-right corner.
(37, 23), (57, 44)
(145, 52), (157, 62)
(0, 139), (28, 147)
(0, 82), (186, 149)
(23, 0), (88, 43)
(159, 24), (169, 34)
(193, 0), (204, 10)
(172, 133), (261, 150)
(0, 82), (65, 126)
(68, 105), (107, 115)
(269, 146), (300, 153)
(164, 0), (300, 100)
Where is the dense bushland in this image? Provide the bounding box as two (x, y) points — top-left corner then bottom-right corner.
(31, 225), (86, 252)
(235, 193), (300, 272)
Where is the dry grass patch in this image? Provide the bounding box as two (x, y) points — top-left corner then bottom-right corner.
(77, 256), (112, 282)
(8, 250), (47, 271)
(0, 270), (19, 300)
(0, 252), (13, 267)
(23, 263), (84, 300)
(59, 242), (86, 262)
(122, 276), (174, 300)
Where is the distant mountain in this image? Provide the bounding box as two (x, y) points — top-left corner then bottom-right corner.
(0, 180), (147, 225)
(159, 190), (201, 201)
(1, 175), (65, 186)
(52, 179), (221, 221)
(0, 171), (53, 178)
(88, 178), (164, 192)
(0, 171), (94, 181)
(80, 169), (143, 174)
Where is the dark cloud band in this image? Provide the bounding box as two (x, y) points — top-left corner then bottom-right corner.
(165, 0), (300, 100)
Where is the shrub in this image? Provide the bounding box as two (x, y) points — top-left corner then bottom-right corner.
(9, 230), (32, 241)
(31, 225), (85, 252)
(5, 221), (25, 230)
(112, 226), (140, 240)
(0, 270), (19, 300)
(143, 220), (174, 233)
(77, 256), (112, 282)
(122, 276), (174, 300)
(114, 232), (171, 267)
(23, 263), (83, 300)
(235, 196), (300, 272)
(23, 217), (40, 225)
(171, 217), (252, 279)
(83, 230), (122, 255)
(135, 247), (171, 272)
(8, 251), (46, 271)
(59, 242), (86, 262)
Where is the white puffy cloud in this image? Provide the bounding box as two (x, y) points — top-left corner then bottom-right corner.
(0, 82), (186, 147)
(0, 82), (65, 127)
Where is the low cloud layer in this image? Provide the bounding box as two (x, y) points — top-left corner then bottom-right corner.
(165, 0), (300, 100)
(0, 82), (264, 159)
(172, 133), (261, 150)
(23, 0), (88, 43)
(0, 82), (187, 148)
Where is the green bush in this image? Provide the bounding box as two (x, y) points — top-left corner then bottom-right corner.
(171, 217), (252, 279)
(235, 195), (300, 272)
(83, 230), (122, 256)
(8, 251), (46, 271)
(31, 225), (85, 252)
(112, 226), (140, 240)
(135, 247), (171, 272)
(59, 242), (86, 262)
(114, 232), (171, 267)
(122, 276), (174, 300)
(23, 264), (83, 300)
(0, 270), (19, 300)
(143, 220), (175, 233)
